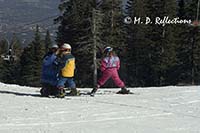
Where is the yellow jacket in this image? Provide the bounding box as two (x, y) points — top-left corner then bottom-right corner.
(59, 53), (75, 77)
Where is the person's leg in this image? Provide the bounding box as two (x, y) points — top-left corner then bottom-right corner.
(56, 77), (67, 98)
(40, 83), (50, 97)
(111, 70), (125, 88)
(98, 70), (112, 87)
(90, 70), (111, 96)
(67, 78), (76, 88)
(67, 78), (79, 96)
(57, 77), (67, 88)
(111, 70), (130, 94)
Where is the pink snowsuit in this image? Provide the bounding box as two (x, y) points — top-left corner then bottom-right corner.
(98, 55), (125, 88)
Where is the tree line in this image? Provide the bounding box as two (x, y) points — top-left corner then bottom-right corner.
(0, 0), (199, 87)
(0, 26), (49, 87)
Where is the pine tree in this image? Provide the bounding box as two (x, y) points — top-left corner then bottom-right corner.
(144, 0), (177, 86)
(144, 0), (164, 86)
(125, 0), (178, 86)
(10, 33), (23, 59)
(55, 0), (104, 87)
(32, 25), (45, 86)
(96, 0), (127, 87)
(158, 0), (177, 85)
(125, 0), (151, 86)
(20, 45), (35, 86)
(0, 35), (22, 84)
(45, 30), (52, 53)
(56, 0), (127, 87)
(20, 25), (45, 87)
(0, 39), (9, 81)
(92, 5), (105, 87)
(176, 0), (200, 85)
(100, 0), (126, 51)
(0, 60), (21, 84)
(177, 0), (186, 19)
(55, 0), (79, 45)
(0, 39), (8, 56)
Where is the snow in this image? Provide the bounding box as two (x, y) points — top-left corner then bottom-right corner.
(0, 83), (200, 133)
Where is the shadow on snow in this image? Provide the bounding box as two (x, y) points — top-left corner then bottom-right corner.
(0, 90), (41, 97)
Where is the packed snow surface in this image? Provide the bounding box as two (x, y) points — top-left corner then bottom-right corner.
(0, 82), (200, 133)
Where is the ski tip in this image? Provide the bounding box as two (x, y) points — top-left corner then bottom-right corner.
(90, 93), (95, 97)
(116, 91), (136, 95)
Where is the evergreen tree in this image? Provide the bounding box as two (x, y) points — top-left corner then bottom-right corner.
(45, 30), (52, 53)
(32, 25), (45, 86)
(158, 0), (178, 85)
(11, 33), (23, 60)
(0, 61), (20, 84)
(0, 39), (8, 56)
(100, 0), (126, 51)
(144, 0), (177, 86)
(91, 5), (105, 87)
(176, 0), (200, 85)
(55, 0), (103, 87)
(177, 0), (186, 18)
(95, 0), (127, 87)
(56, 0), (127, 87)
(0, 35), (22, 84)
(55, 0), (79, 45)
(125, 0), (177, 86)
(0, 39), (9, 81)
(144, 0), (165, 86)
(125, 0), (152, 86)
(20, 25), (45, 86)
(20, 45), (35, 86)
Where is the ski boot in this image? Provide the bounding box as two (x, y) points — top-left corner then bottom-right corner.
(40, 87), (50, 97)
(56, 87), (66, 98)
(66, 88), (80, 96)
(90, 85), (99, 97)
(116, 87), (130, 94)
(50, 87), (59, 96)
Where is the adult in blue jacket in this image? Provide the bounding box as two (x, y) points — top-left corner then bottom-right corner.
(41, 44), (59, 97)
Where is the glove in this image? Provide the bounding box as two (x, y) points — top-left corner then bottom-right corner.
(55, 49), (61, 55)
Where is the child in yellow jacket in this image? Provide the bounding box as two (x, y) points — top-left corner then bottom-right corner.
(56, 43), (79, 96)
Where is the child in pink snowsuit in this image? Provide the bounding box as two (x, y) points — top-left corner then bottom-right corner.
(98, 54), (124, 87)
(90, 47), (130, 96)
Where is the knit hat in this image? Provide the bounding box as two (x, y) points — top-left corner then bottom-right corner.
(61, 43), (71, 50)
(51, 44), (58, 49)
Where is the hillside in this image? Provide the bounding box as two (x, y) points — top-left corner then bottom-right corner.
(0, 0), (60, 43)
(0, 0), (128, 44)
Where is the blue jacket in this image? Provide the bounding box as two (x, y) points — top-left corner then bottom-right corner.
(41, 52), (58, 86)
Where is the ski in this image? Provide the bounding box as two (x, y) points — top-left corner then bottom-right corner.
(64, 90), (138, 97)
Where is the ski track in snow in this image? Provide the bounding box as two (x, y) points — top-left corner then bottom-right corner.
(0, 83), (200, 133)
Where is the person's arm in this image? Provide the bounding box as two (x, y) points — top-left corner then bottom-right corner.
(116, 57), (120, 70)
(53, 56), (60, 66)
(101, 59), (106, 72)
(51, 53), (57, 61)
(54, 56), (66, 70)
(43, 54), (57, 66)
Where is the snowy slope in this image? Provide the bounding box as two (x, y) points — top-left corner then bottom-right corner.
(0, 83), (200, 133)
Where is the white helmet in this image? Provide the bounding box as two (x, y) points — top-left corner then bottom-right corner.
(61, 43), (71, 50)
(51, 44), (58, 49)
